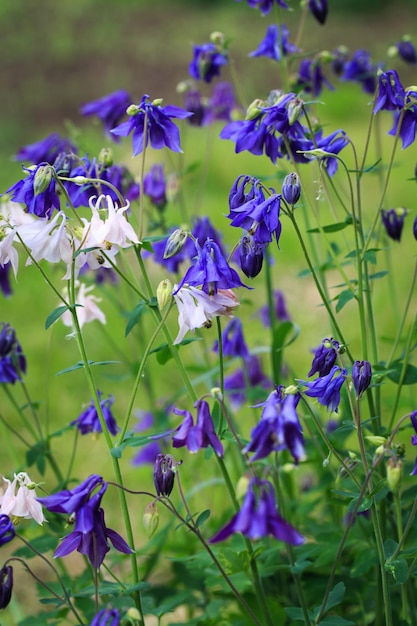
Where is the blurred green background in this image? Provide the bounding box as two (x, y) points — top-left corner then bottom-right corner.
(1, 1), (417, 622)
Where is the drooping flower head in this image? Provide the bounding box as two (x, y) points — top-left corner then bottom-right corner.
(342, 49), (377, 94)
(143, 163), (167, 209)
(235, 0), (288, 16)
(249, 24), (298, 62)
(111, 94), (193, 156)
(373, 69), (405, 114)
(0, 515), (15, 547)
(205, 82), (238, 124)
(38, 475), (132, 569)
(0, 565), (13, 609)
(0, 472), (45, 525)
(389, 88), (417, 149)
(257, 290), (291, 327)
(4, 163), (60, 219)
(298, 365), (347, 413)
(210, 477), (304, 545)
(381, 207), (407, 241)
(294, 57), (334, 97)
(172, 400), (224, 457)
(153, 454), (176, 497)
(71, 391), (118, 436)
(308, 0), (328, 25)
(243, 387), (305, 464)
(80, 89), (132, 140)
(352, 360), (372, 398)
(212, 317), (250, 359)
(238, 235), (266, 278)
(308, 337), (340, 378)
(0, 323), (26, 384)
(90, 607), (121, 626)
(189, 42), (228, 83)
(395, 37), (417, 65)
(14, 133), (77, 165)
(224, 355), (271, 408)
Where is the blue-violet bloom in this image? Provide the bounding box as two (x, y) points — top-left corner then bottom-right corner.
(4, 163), (60, 218)
(342, 49), (377, 94)
(70, 391), (118, 436)
(210, 477), (304, 544)
(249, 24), (298, 62)
(298, 365), (347, 413)
(308, 0), (328, 24)
(80, 90), (131, 140)
(224, 355), (271, 408)
(0, 323), (26, 384)
(352, 360), (372, 398)
(111, 95), (193, 156)
(90, 607), (121, 626)
(0, 515), (15, 547)
(144, 163), (167, 209)
(0, 263), (12, 297)
(257, 290), (291, 327)
(15, 133), (76, 165)
(0, 565), (13, 609)
(212, 317), (250, 359)
(381, 208), (407, 241)
(235, 0), (288, 14)
(308, 337), (339, 377)
(389, 88), (417, 149)
(189, 43), (228, 83)
(397, 38), (417, 64)
(373, 70), (405, 114)
(172, 400), (223, 457)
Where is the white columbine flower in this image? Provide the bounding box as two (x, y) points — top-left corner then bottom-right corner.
(61, 281), (106, 330)
(0, 472), (45, 525)
(173, 285), (239, 344)
(17, 211), (73, 267)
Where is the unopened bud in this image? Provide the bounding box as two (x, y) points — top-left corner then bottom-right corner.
(152, 98), (164, 107)
(143, 501), (159, 538)
(33, 165), (53, 196)
(127, 104), (140, 116)
(287, 98), (304, 125)
(210, 387), (223, 401)
(210, 31), (225, 47)
(282, 173), (301, 206)
(99, 147), (113, 168)
(386, 458), (402, 492)
(53, 153), (73, 177)
(126, 607), (141, 623)
(235, 475), (250, 500)
(163, 228), (188, 259)
(365, 436), (387, 447)
(157, 279), (173, 311)
(153, 454), (176, 497)
(245, 99), (265, 120)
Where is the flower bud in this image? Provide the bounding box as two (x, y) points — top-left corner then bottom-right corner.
(365, 436), (387, 447)
(143, 501), (159, 538)
(157, 279), (173, 311)
(235, 475), (250, 501)
(163, 228), (189, 259)
(386, 458), (402, 492)
(413, 216), (417, 241)
(239, 235), (264, 278)
(126, 607), (141, 623)
(210, 387), (223, 401)
(245, 99), (265, 120)
(210, 31), (225, 47)
(352, 360), (372, 398)
(153, 454), (176, 497)
(53, 153), (73, 177)
(127, 104), (140, 116)
(282, 173), (301, 205)
(287, 97), (304, 125)
(33, 164), (53, 196)
(0, 565), (13, 609)
(152, 98), (164, 107)
(98, 148), (114, 168)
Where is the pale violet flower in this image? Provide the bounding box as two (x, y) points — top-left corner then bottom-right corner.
(0, 472), (45, 525)
(61, 282), (106, 330)
(173, 284), (239, 344)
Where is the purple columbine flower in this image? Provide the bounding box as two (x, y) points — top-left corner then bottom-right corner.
(381, 208), (407, 241)
(410, 411), (417, 475)
(153, 454), (176, 497)
(183, 87), (206, 126)
(373, 70), (405, 114)
(111, 94), (193, 156)
(0, 323), (26, 384)
(175, 238), (248, 295)
(282, 173), (301, 206)
(90, 607), (121, 626)
(14, 133), (76, 165)
(225, 355), (271, 407)
(396, 38), (417, 65)
(389, 88), (417, 149)
(172, 400), (223, 457)
(308, 338), (339, 378)
(352, 360), (372, 398)
(0, 515), (15, 547)
(80, 89), (131, 140)
(189, 43), (228, 83)
(210, 477), (304, 545)
(298, 365), (347, 413)
(143, 163), (167, 209)
(295, 58), (334, 97)
(212, 318), (250, 359)
(70, 392), (118, 436)
(0, 263), (12, 297)
(257, 290), (291, 327)
(235, 0), (288, 16)
(243, 387), (305, 464)
(205, 82), (237, 124)
(4, 163), (60, 218)
(238, 235), (266, 278)
(413, 216), (417, 241)
(0, 565), (13, 609)
(342, 49), (377, 94)
(249, 24), (298, 62)
(331, 46), (349, 77)
(308, 0), (328, 25)
(38, 475), (132, 569)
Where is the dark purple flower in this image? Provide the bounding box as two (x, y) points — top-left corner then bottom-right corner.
(144, 163), (167, 209)
(154, 454), (176, 496)
(0, 515), (15, 546)
(342, 49), (377, 94)
(308, 338), (339, 378)
(243, 387), (305, 463)
(308, 0), (328, 25)
(176, 238), (248, 295)
(389, 88), (417, 149)
(413, 216), (417, 241)
(15, 133), (76, 165)
(0, 263), (12, 297)
(212, 318), (249, 358)
(70, 392), (118, 436)
(183, 87), (206, 126)
(352, 360), (372, 398)
(282, 173), (301, 205)
(295, 58), (334, 97)
(172, 400), (223, 457)
(80, 90), (131, 140)
(410, 410), (417, 475)
(4, 163), (60, 218)
(331, 46), (349, 77)
(249, 24), (298, 62)
(397, 39), (417, 65)
(90, 607), (121, 626)
(210, 477), (304, 544)
(373, 70), (405, 114)
(205, 82), (237, 124)
(0, 323), (26, 384)
(381, 208), (407, 241)
(224, 355), (271, 407)
(235, 0), (288, 16)
(0, 565), (13, 609)
(257, 290), (291, 327)
(298, 365), (347, 413)
(111, 94), (193, 156)
(189, 43), (228, 83)
(238, 235), (266, 278)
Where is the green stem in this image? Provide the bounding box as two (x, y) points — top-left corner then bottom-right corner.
(387, 311), (417, 431)
(215, 317), (225, 435)
(394, 490), (408, 622)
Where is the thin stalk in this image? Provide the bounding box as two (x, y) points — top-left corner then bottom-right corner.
(138, 110), (148, 241)
(388, 311), (417, 431)
(264, 247), (280, 384)
(394, 491), (408, 621)
(215, 317), (225, 435)
(386, 258), (417, 367)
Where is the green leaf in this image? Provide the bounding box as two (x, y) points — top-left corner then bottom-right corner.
(125, 300), (148, 336)
(217, 548), (250, 574)
(317, 617), (355, 625)
(308, 216), (353, 234)
(387, 362), (417, 385)
(368, 271), (388, 281)
(14, 534), (58, 559)
(195, 509), (211, 528)
(285, 607), (313, 622)
(56, 360), (121, 375)
(385, 558), (408, 584)
(335, 289), (356, 312)
(320, 581), (346, 614)
(45, 305), (70, 329)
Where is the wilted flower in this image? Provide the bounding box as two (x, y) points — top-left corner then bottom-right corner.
(298, 365), (347, 413)
(80, 89), (131, 140)
(352, 360), (372, 398)
(381, 207), (407, 241)
(70, 392), (118, 436)
(153, 454), (176, 497)
(210, 477), (304, 544)
(172, 400), (224, 457)
(0, 472), (45, 525)
(90, 607), (121, 626)
(0, 515), (15, 546)
(111, 94), (193, 156)
(189, 43), (228, 83)
(0, 323), (26, 383)
(0, 565), (13, 609)
(249, 24), (298, 62)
